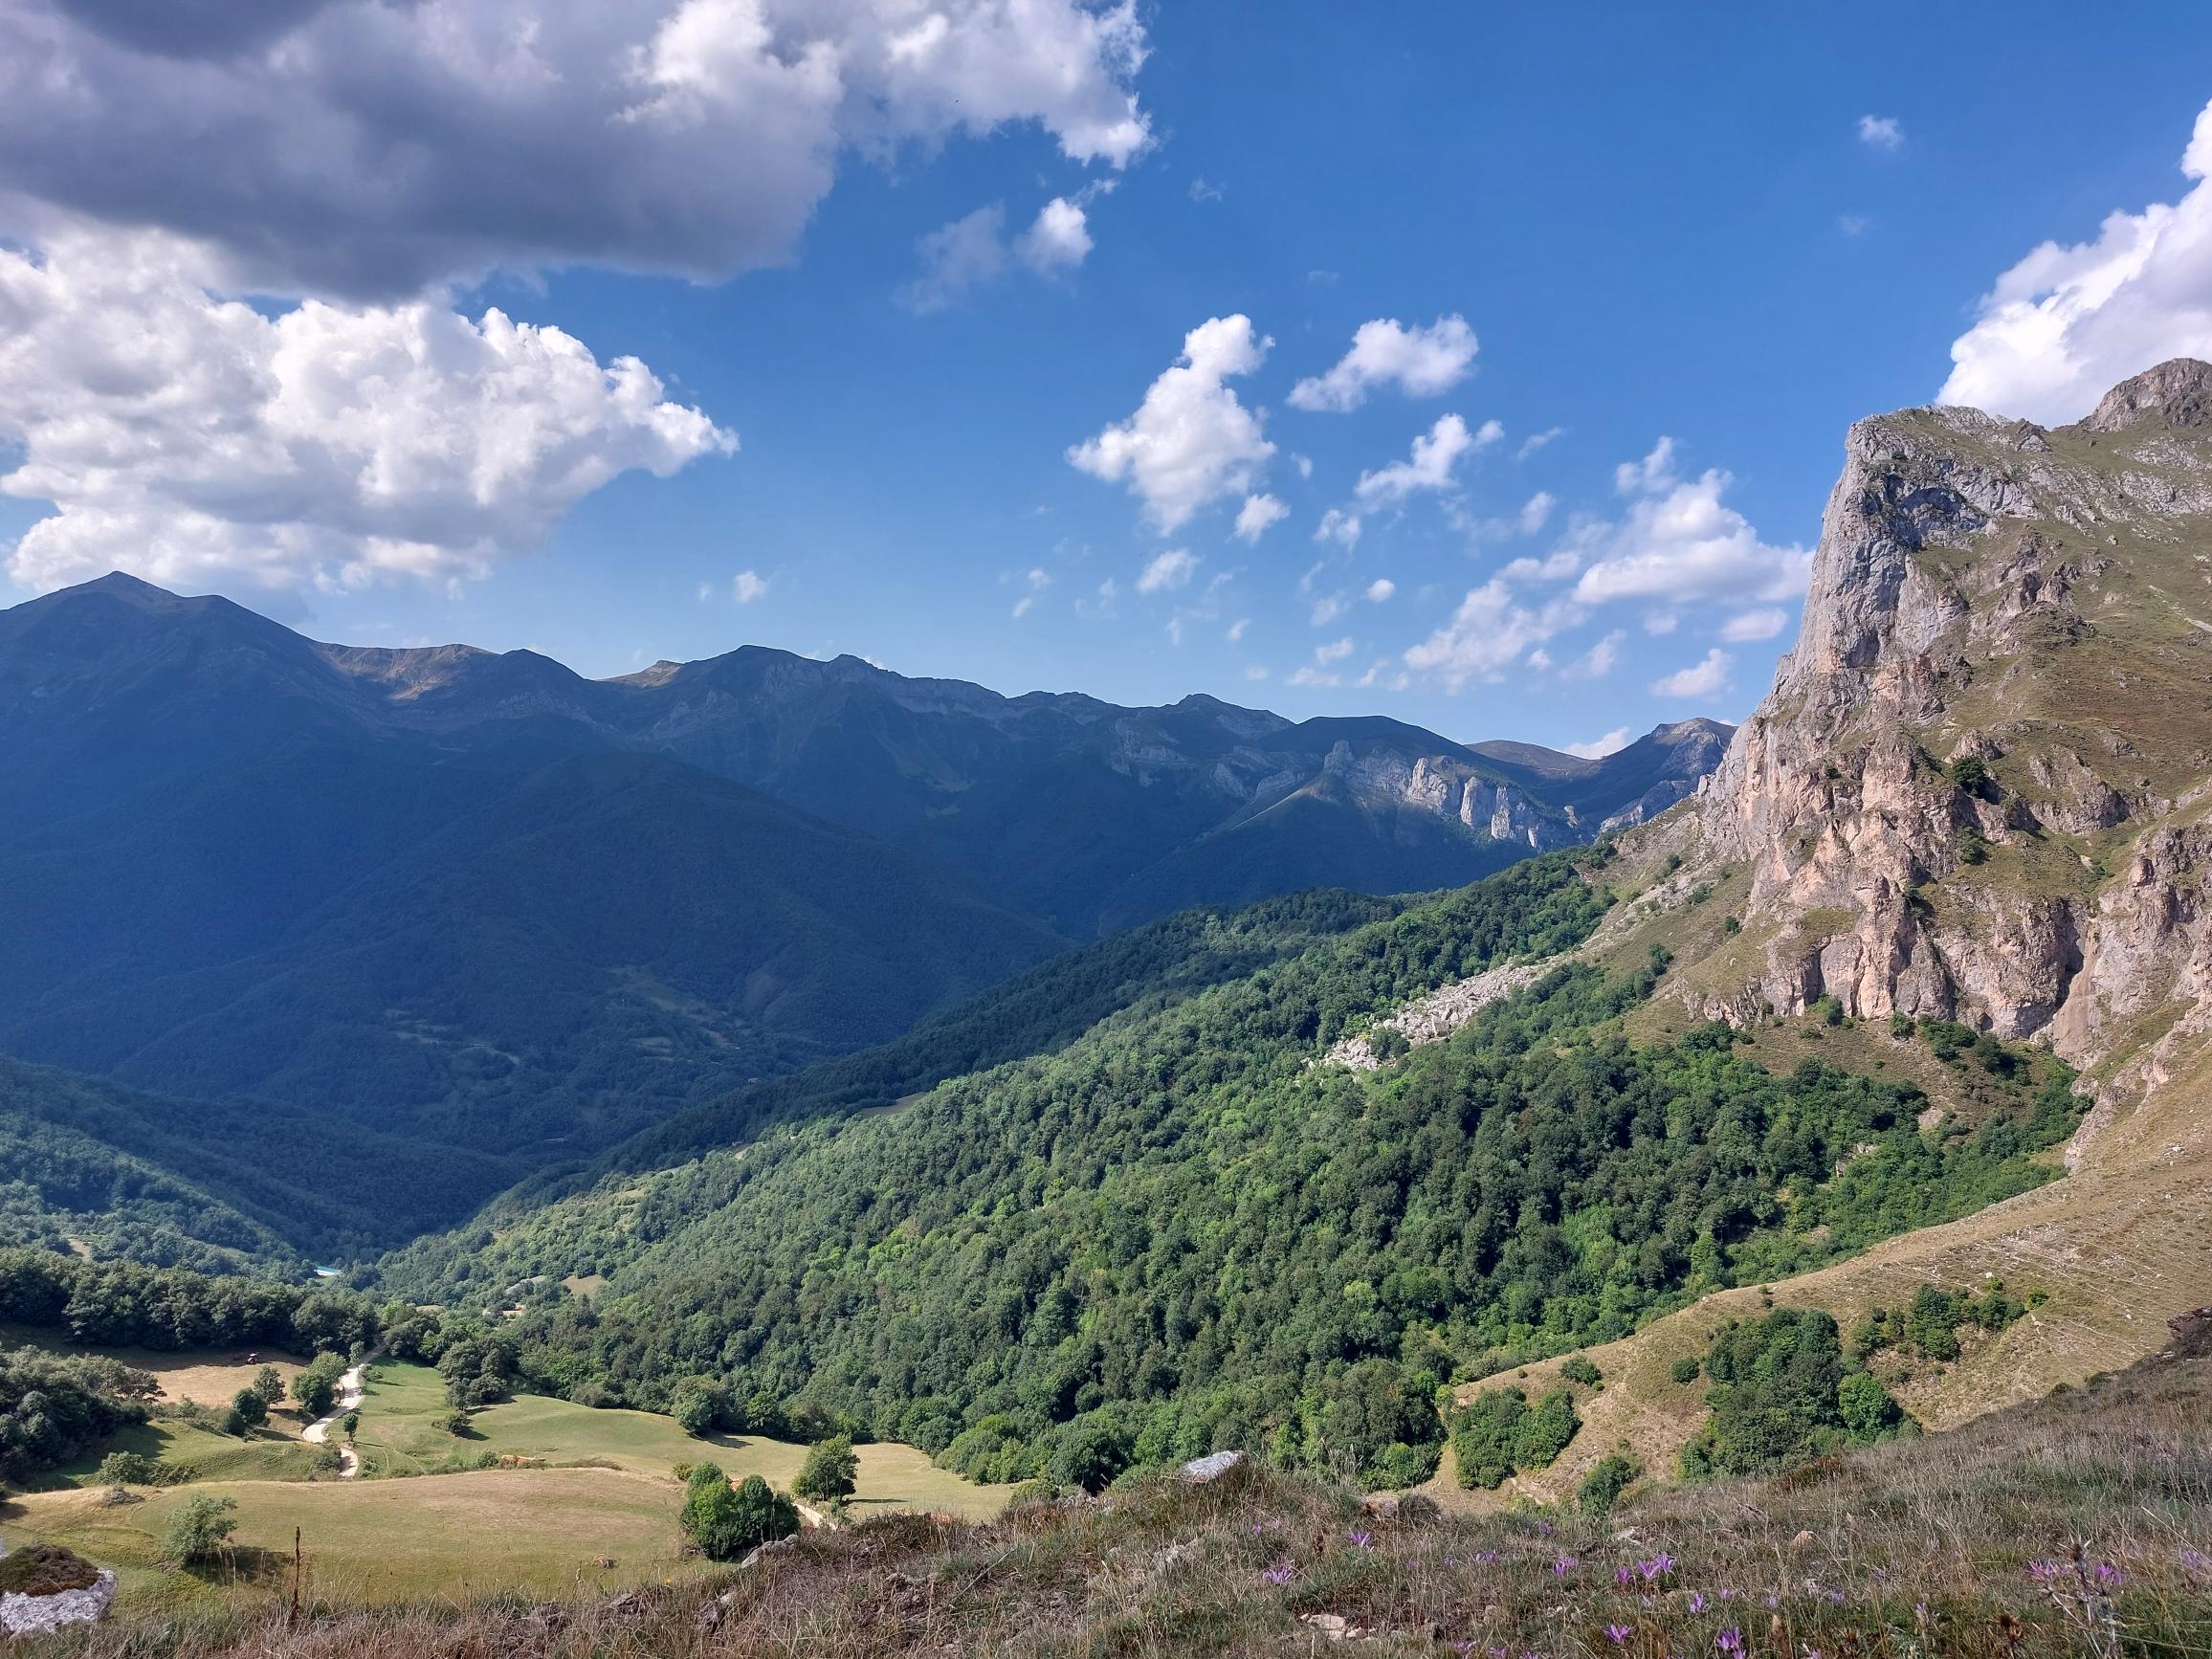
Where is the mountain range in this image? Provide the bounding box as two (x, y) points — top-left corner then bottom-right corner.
(0, 572), (1725, 1253)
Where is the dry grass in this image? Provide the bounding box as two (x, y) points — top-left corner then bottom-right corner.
(28, 1346), (2210, 1658)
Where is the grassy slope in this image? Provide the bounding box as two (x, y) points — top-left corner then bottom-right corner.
(31, 1341), (2211, 1656)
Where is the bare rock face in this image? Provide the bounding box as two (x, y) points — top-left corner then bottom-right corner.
(1683, 363), (2212, 1083)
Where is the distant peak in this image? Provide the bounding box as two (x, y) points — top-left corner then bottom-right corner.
(2082, 358), (2212, 433)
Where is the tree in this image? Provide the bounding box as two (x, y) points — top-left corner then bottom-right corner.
(1838, 1370), (1904, 1443)
(1951, 755), (1991, 798)
(1450, 1389), (1528, 1490)
(230, 1387), (268, 1431)
(794, 1434), (860, 1502)
(164, 1494), (238, 1567)
(342, 1410), (360, 1445)
(250, 1365), (286, 1406)
(294, 1353), (345, 1420)
(1907, 1284), (1962, 1360)
(669, 1375), (731, 1439)
(1578, 1453), (1638, 1515)
(679, 1463), (798, 1561)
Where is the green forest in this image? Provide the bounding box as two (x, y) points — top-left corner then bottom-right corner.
(379, 854), (2080, 1490)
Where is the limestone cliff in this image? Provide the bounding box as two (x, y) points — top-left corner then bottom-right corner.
(1672, 360), (2212, 1095)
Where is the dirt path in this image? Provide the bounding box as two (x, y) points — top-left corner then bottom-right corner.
(299, 1354), (374, 1478)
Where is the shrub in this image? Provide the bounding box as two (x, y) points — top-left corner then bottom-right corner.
(230, 1387), (268, 1430)
(795, 1434), (860, 1501)
(294, 1353), (346, 1420)
(1838, 1370), (1904, 1443)
(679, 1464), (798, 1561)
(97, 1450), (183, 1487)
(1681, 1308), (1909, 1478)
(1365, 1439), (1441, 1490)
(1951, 755), (1991, 798)
(1559, 1355), (1602, 1388)
(1045, 1421), (1126, 1496)
(1511, 1388), (1579, 1470)
(1578, 1453), (1638, 1515)
(1450, 1389), (1527, 1490)
(1957, 827), (1989, 866)
(164, 1494), (239, 1567)
(0, 1543), (100, 1595)
(1669, 1356), (1701, 1385)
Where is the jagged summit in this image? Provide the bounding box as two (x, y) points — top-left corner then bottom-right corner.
(2080, 355), (2212, 432)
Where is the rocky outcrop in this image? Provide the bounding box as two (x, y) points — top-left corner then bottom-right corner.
(1679, 360), (2212, 1087)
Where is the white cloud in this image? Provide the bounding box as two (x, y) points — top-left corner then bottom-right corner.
(1518, 491), (1557, 534)
(1365, 578), (1396, 603)
(1293, 453), (1315, 479)
(1857, 115), (1905, 152)
(1515, 426), (1564, 460)
(1228, 617), (1250, 642)
(1564, 727), (1633, 760)
(1939, 98), (2212, 423)
(902, 195), (1095, 311)
(1136, 547), (1198, 594)
(734, 569), (769, 603)
(1561, 630), (1623, 680)
(1188, 176), (1225, 203)
(1315, 507), (1362, 548)
(1354, 413), (1497, 507)
(1069, 315), (1274, 531)
(1644, 611), (1680, 635)
(0, 228), (732, 595)
(1233, 493), (1289, 543)
(1288, 314), (1478, 412)
(1613, 435), (1678, 495)
(1651, 647), (1731, 698)
(1499, 548), (1582, 584)
(1245, 663), (1270, 680)
(1402, 579), (1580, 692)
(1310, 593), (1346, 626)
(1017, 197), (1094, 274)
(1011, 594), (1037, 618)
(1720, 606), (1790, 642)
(0, 0), (1152, 300)
(1838, 213), (1872, 238)
(1316, 636), (1354, 664)
(1571, 454), (1810, 607)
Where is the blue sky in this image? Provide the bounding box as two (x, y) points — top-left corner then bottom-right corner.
(4, 4), (2212, 752)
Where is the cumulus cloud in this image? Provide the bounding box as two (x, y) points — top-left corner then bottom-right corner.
(1233, 493), (1289, 543)
(0, 0), (1152, 299)
(1288, 314), (1478, 412)
(1354, 414), (1498, 507)
(1570, 446), (1810, 607)
(1069, 315), (1274, 531)
(1720, 606), (1790, 642)
(1939, 98), (2212, 423)
(1564, 727), (1632, 761)
(734, 569), (769, 603)
(1857, 114), (1904, 152)
(1401, 579), (1579, 692)
(1316, 636), (1354, 664)
(901, 195), (1095, 311)
(1365, 578), (1395, 603)
(1315, 508), (1362, 548)
(1136, 547), (1198, 594)
(0, 229), (732, 595)
(1651, 647), (1730, 698)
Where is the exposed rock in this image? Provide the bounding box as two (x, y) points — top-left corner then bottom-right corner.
(1680, 364), (2212, 1080)
(1324, 961), (1550, 1070)
(0, 1568), (115, 1637)
(1178, 1449), (1245, 1483)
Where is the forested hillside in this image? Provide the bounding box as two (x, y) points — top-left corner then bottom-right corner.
(384, 853), (2079, 1491)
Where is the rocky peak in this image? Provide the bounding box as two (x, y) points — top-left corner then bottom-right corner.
(1673, 363), (2212, 1095)
(2079, 357), (2212, 433)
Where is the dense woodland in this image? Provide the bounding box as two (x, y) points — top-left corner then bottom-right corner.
(382, 855), (2080, 1490)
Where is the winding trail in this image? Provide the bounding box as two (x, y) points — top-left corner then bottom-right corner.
(299, 1354), (375, 1478)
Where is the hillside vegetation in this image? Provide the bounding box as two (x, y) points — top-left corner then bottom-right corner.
(384, 852), (2079, 1493)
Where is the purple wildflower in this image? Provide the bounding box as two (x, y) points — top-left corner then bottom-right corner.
(1637, 1552), (1675, 1582)
(1553, 1554), (1580, 1576)
(1826, 1590), (1846, 1604)
(1604, 1626), (1632, 1646)
(1615, 1567), (1635, 1587)
(2027, 1560), (2065, 1585)
(1762, 1594), (1779, 1610)
(1718, 1588), (1736, 1603)
(1688, 1591), (1707, 1613)
(1262, 1560), (1295, 1586)
(2092, 1561), (2124, 1587)
(2182, 1548), (2206, 1574)
(1472, 1549), (1499, 1565)
(1716, 1629), (1744, 1656)
(1535, 1518), (1555, 1537)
